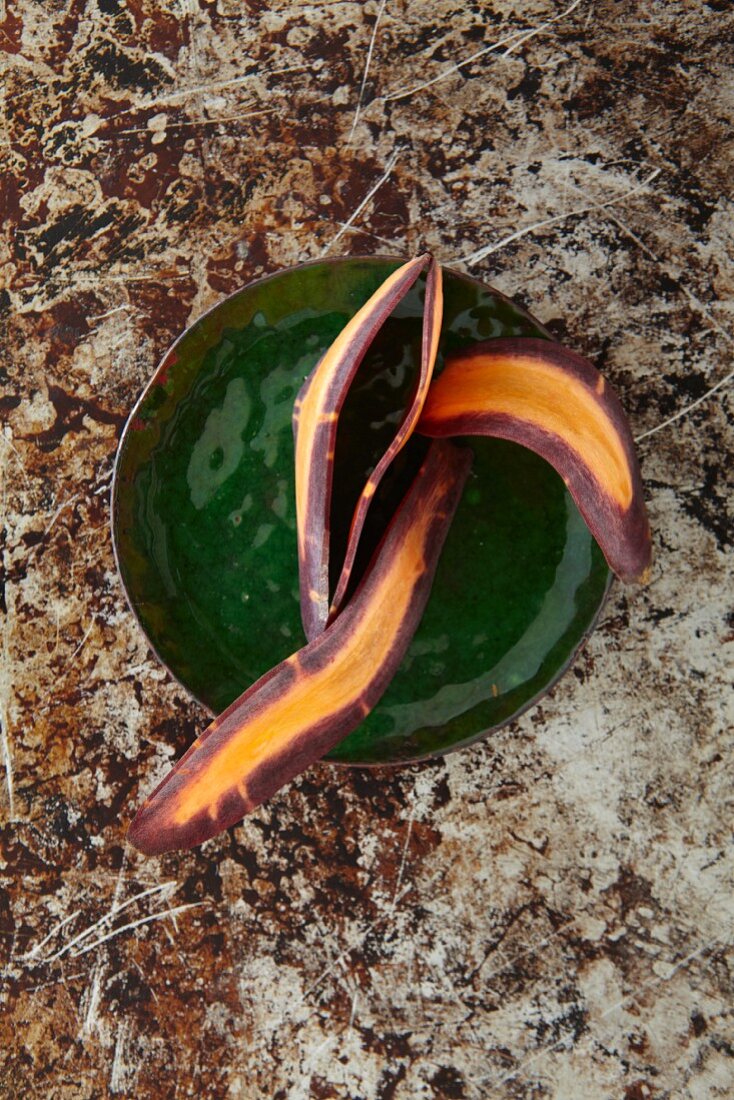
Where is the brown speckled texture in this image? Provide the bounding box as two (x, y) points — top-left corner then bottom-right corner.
(1, 2), (733, 1098)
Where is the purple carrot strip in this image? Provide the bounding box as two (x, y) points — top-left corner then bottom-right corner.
(293, 254), (430, 642)
(128, 440), (472, 855)
(329, 257), (444, 621)
(418, 337), (652, 583)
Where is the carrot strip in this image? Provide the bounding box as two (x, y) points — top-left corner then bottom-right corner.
(294, 255), (430, 641)
(418, 337), (651, 583)
(128, 440), (472, 855)
(329, 257), (443, 621)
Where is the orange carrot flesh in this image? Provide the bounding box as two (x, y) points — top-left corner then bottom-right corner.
(329, 257), (444, 621)
(419, 337), (651, 583)
(128, 440), (472, 855)
(293, 255), (430, 641)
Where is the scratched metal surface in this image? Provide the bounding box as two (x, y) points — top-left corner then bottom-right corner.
(1, 1), (733, 1097)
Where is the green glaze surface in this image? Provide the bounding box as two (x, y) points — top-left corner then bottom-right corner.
(112, 257), (610, 765)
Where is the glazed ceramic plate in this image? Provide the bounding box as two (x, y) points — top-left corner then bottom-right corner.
(112, 257), (610, 765)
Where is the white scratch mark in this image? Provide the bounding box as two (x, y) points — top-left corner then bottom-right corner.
(108, 105), (278, 136)
(41, 493), (80, 540)
(0, 708), (14, 821)
(502, 0), (584, 58)
(24, 971), (85, 995)
(58, 617), (96, 676)
(0, 432), (16, 818)
(477, 919), (575, 988)
(80, 962), (106, 1039)
(598, 205), (734, 349)
(21, 908), (83, 961)
(389, 806), (415, 913)
(72, 902), (202, 958)
(458, 168), (661, 266)
(88, 304), (129, 322)
(600, 934), (729, 1018)
(313, 1033), (334, 1057)
(51, 604), (60, 663)
(384, 0), (584, 102)
(94, 471), (114, 497)
(98, 65), (307, 125)
(348, 988), (359, 1029)
(320, 149), (400, 256)
(346, 0), (388, 146)
(635, 368), (734, 442)
(111, 848), (128, 915)
(325, 221), (398, 250)
(0, 533), (15, 819)
(105, 332), (134, 353)
(109, 1020), (128, 1094)
(44, 881), (178, 962)
(133, 957), (159, 1004)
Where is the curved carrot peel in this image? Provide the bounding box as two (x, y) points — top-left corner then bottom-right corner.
(293, 254), (430, 642)
(127, 441), (472, 855)
(418, 337), (652, 583)
(329, 258), (444, 621)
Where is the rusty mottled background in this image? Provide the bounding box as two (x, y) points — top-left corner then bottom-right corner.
(1, 1), (733, 1097)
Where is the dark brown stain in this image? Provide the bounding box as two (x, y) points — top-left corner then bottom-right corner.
(624, 1082), (657, 1100)
(23, 384), (126, 451)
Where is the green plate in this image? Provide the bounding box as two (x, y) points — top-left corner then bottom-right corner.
(112, 257), (610, 765)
